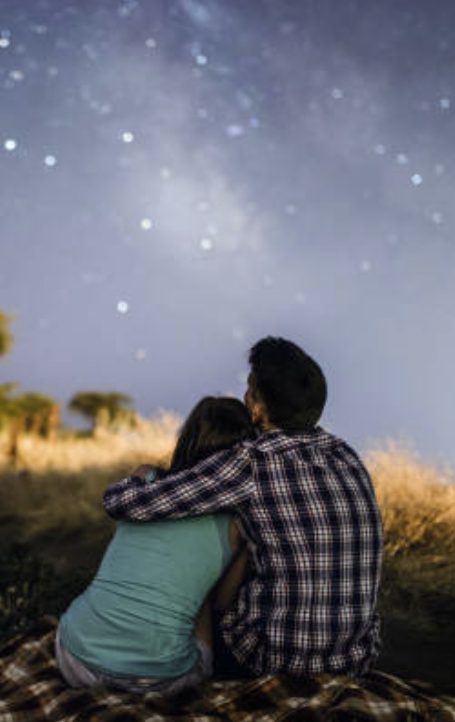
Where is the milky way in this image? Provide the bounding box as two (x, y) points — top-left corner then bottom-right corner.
(1, 0), (455, 464)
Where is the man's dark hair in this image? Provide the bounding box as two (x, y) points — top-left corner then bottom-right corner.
(170, 396), (255, 473)
(248, 337), (327, 431)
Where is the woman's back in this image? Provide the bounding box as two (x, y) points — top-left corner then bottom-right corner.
(60, 514), (231, 678)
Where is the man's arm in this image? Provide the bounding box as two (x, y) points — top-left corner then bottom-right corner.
(103, 443), (254, 522)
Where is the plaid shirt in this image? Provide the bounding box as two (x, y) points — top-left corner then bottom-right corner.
(103, 427), (384, 677)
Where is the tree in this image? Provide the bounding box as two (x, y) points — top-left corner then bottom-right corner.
(0, 312), (60, 466)
(15, 392), (59, 436)
(0, 313), (17, 464)
(68, 391), (133, 432)
(0, 311), (14, 357)
(0, 310), (15, 420)
(1, 392), (60, 467)
(0, 384), (18, 429)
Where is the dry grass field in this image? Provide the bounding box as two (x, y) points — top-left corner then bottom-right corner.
(0, 421), (454, 692)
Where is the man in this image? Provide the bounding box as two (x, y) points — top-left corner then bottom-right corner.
(103, 337), (383, 677)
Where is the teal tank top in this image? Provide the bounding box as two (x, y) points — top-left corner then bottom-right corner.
(60, 514), (231, 678)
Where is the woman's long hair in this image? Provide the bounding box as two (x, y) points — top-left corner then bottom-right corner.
(169, 396), (255, 474)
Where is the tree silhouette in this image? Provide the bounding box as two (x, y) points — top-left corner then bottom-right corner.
(0, 312), (14, 427)
(0, 312), (17, 462)
(15, 392), (59, 436)
(0, 313), (60, 464)
(0, 311), (13, 358)
(68, 391), (133, 431)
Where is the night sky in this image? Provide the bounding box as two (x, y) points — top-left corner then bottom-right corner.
(1, 0), (454, 465)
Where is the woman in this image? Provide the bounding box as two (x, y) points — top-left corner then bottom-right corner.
(55, 397), (254, 695)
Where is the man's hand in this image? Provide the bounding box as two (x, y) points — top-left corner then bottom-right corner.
(131, 464), (156, 480)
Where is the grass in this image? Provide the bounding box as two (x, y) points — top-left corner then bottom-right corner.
(0, 424), (454, 692)
(0, 411), (180, 473)
(367, 442), (455, 558)
(365, 443), (455, 691)
(366, 443), (455, 631)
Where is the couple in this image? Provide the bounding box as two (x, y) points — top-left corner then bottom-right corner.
(56, 337), (384, 695)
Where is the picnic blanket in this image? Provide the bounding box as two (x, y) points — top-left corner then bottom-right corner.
(1, 617), (454, 722)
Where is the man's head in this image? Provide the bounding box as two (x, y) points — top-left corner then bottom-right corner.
(245, 337), (327, 432)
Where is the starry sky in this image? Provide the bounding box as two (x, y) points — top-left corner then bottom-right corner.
(1, 0), (454, 465)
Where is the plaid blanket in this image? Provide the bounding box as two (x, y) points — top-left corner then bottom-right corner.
(0, 617), (454, 722)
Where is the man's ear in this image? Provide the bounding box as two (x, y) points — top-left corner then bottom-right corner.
(250, 398), (267, 426)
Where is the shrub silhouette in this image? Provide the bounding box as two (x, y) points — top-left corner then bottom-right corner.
(69, 391), (134, 432)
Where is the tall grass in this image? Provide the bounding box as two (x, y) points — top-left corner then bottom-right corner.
(366, 442), (455, 558)
(0, 424), (454, 648)
(0, 413), (180, 542)
(0, 411), (180, 473)
(1, 425), (453, 555)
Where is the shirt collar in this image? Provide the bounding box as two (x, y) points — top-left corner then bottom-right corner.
(255, 426), (337, 451)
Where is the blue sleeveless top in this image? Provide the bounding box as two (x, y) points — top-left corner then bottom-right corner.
(60, 514), (231, 678)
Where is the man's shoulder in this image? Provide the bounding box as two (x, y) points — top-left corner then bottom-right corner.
(250, 427), (369, 470)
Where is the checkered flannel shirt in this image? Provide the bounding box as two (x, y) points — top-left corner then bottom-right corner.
(103, 427), (384, 677)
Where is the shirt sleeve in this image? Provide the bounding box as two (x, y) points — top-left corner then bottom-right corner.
(103, 443), (254, 521)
